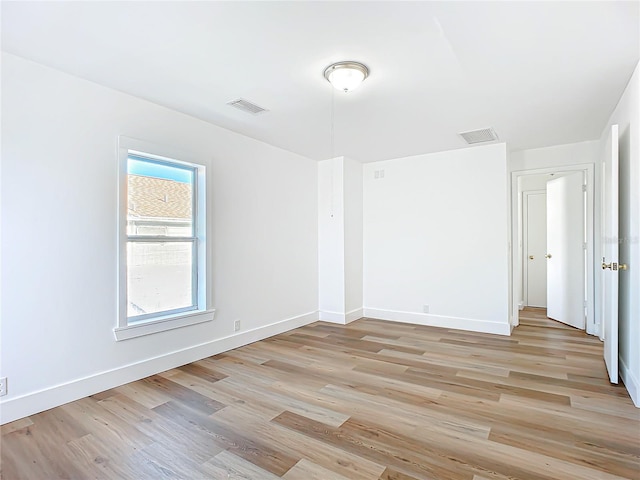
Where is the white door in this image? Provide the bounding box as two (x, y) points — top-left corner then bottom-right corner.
(546, 172), (585, 329)
(601, 124), (619, 384)
(525, 192), (547, 307)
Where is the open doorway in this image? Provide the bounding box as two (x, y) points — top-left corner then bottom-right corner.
(510, 164), (597, 335)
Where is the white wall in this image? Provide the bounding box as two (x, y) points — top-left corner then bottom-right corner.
(602, 62), (640, 406)
(510, 140), (599, 171)
(317, 156), (363, 323)
(363, 143), (510, 335)
(0, 53), (319, 423)
(317, 157), (345, 319)
(344, 157), (363, 317)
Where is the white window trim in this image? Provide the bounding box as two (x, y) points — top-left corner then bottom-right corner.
(115, 136), (214, 341)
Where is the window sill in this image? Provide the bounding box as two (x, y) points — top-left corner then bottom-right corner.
(113, 309), (216, 341)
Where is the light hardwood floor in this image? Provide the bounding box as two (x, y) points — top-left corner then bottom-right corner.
(2, 308), (639, 479)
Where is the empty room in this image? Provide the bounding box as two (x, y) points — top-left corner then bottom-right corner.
(1, 1), (639, 479)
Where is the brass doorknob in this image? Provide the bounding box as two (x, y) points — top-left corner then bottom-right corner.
(529, 255), (534, 260)
(602, 262), (627, 270)
(545, 254), (552, 259)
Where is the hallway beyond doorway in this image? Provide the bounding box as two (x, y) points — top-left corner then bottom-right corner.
(519, 306), (586, 331)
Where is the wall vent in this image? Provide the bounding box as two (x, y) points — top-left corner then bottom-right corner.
(459, 127), (498, 144)
(227, 98), (268, 115)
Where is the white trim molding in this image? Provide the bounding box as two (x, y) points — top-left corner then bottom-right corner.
(319, 308), (364, 325)
(345, 308), (363, 324)
(363, 308), (511, 336)
(114, 309), (216, 341)
(0, 311), (318, 425)
(620, 357), (640, 407)
(318, 310), (346, 324)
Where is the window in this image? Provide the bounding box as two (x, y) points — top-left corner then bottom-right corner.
(115, 137), (213, 341)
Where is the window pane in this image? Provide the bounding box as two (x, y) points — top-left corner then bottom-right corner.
(127, 241), (195, 318)
(127, 157), (194, 237)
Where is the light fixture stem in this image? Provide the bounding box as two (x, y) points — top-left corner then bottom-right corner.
(330, 86), (335, 160)
(330, 86), (335, 218)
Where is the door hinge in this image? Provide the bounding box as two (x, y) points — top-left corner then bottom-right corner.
(583, 242), (587, 250)
(582, 184), (587, 192)
(583, 300), (588, 307)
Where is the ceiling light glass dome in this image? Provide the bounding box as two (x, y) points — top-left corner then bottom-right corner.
(324, 61), (369, 93)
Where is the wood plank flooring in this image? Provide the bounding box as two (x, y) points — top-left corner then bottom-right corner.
(2, 307), (639, 479)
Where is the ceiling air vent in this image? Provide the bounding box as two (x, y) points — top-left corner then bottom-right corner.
(459, 127), (499, 145)
(227, 98), (268, 115)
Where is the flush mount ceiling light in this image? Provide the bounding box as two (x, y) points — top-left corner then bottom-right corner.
(324, 61), (369, 93)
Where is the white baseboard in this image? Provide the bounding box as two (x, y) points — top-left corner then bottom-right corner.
(620, 356), (640, 407)
(362, 308), (511, 336)
(319, 308), (364, 325)
(345, 308), (363, 324)
(0, 311), (318, 425)
(318, 310), (346, 324)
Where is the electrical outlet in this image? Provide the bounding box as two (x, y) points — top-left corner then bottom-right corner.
(423, 304), (430, 314)
(0, 377), (7, 397)
(234, 320), (241, 332)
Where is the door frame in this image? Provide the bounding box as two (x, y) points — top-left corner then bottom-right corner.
(522, 189), (546, 307)
(510, 163), (596, 335)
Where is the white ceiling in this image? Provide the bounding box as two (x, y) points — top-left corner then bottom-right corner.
(2, 1), (638, 162)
